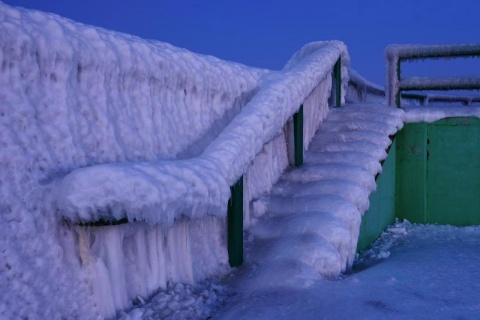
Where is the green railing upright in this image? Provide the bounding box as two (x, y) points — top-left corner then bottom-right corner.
(226, 54), (344, 267)
(227, 177), (244, 267)
(334, 58), (342, 108)
(293, 105), (304, 167)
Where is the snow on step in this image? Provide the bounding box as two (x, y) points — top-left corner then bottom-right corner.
(239, 104), (403, 293)
(319, 120), (399, 136)
(249, 234), (343, 279)
(250, 211), (352, 266)
(282, 163), (376, 191)
(271, 179), (370, 212)
(303, 151), (382, 175)
(308, 142), (388, 161)
(310, 130), (392, 149)
(317, 103), (404, 136)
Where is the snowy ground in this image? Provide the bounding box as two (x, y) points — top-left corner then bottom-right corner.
(123, 221), (480, 319)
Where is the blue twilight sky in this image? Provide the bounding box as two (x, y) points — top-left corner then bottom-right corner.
(4, 0), (480, 85)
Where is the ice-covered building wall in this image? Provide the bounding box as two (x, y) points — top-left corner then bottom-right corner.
(0, 3), (266, 318)
(0, 2), (350, 319)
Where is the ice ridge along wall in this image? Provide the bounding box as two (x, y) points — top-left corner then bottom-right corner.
(0, 2), (350, 318)
(0, 3), (266, 318)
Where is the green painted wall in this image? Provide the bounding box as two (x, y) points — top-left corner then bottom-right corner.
(357, 140), (397, 251)
(396, 118), (480, 225)
(395, 123), (428, 223)
(358, 117), (480, 251)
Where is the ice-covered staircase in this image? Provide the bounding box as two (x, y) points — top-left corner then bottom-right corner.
(233, 103), (404, 291)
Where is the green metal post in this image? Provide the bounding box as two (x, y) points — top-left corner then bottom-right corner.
(227, 177), (243, 267)
(396, 60), (401, 107)
(293, 105), (304, 166)
(334, 58), (342, 108)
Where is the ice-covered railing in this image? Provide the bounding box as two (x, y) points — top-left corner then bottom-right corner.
(347, 69), (385, 103)
(386, 44), (480, 107)
(400, 92), (480, 106)
(347, 68), (480, 106)
(58, 41), (349, 266)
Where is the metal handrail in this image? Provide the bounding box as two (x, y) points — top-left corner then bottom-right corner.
(348, 72), (480, 106)
(228, 55), (343, 266)
(385, 44), (480, 107)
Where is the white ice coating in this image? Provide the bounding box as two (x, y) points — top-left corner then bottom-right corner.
(402, 105), (480, 123)
(233, 103), (404, 293)
(0, 3), (350, 318)
(0, 3), (261, 318)
(243, 78), (333, 228)
(348, 64), (480, 107)
(399, 76), (480, 91)
(385, 44), (480, 61)
(347, 69), (386, 104)
(385, 43), (480, 106)
(426, 94), (480, 105)
(58, 41), (349, 225)
(10, 2), (478, 320)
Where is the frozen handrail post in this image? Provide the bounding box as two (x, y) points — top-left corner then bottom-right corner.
(292, 54), (343, 167)
(229, 51), (347, 267)
(334, 57), (342, 108)
(228, 177), (244, 267)
(293, 104), (304, 166)
(385, 44), (480, 107)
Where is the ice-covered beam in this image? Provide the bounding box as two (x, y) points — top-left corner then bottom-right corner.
(400, 77), (480, 91)
(386, 44), (480, 61)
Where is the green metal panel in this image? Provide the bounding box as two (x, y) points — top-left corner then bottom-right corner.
(395, 123), (428, 223)
(228, 177), (244, 267)
(426, 118), (480, 225)
(359, 117), (480, 251)
(357, 140), (397, 251)
(395, 118), (480, 225)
